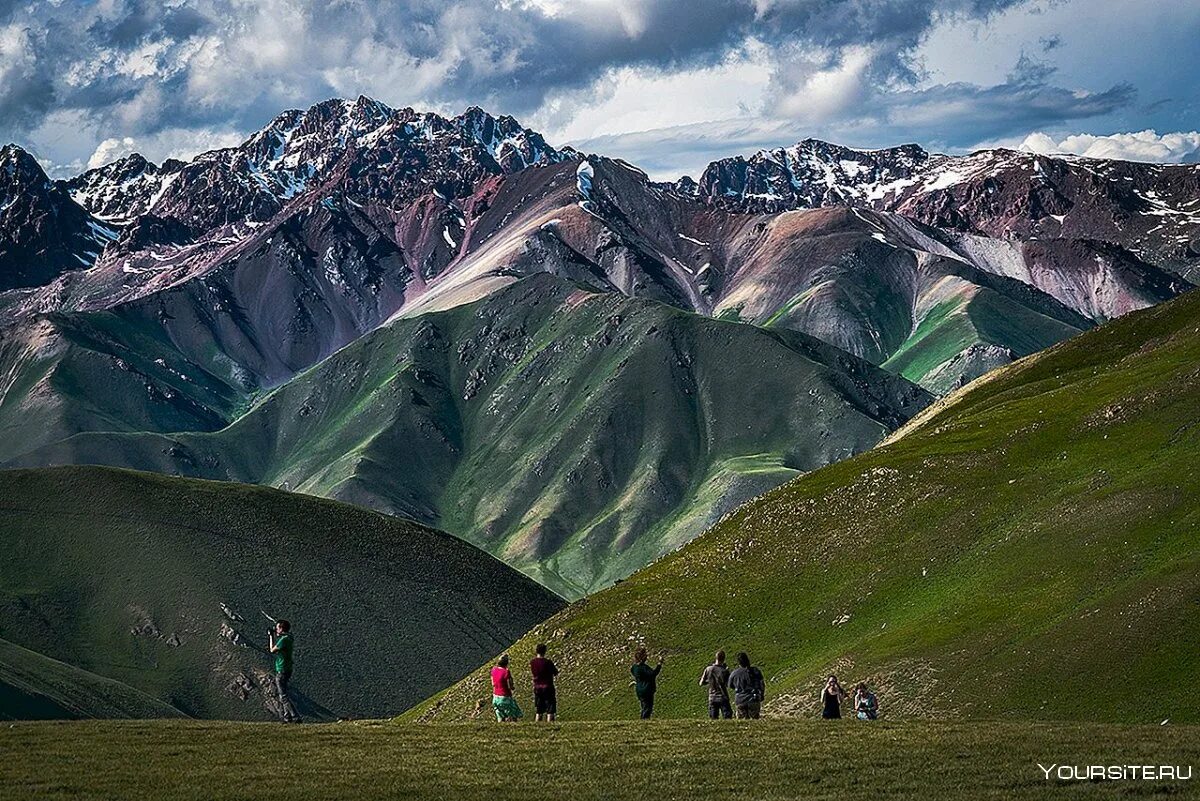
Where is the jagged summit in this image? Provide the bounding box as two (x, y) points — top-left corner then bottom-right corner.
(62, 97), (571, 238)
(1, 143), (52, 183)
(0, 143), (113, 291)
(692, 138), (930, 209)
(688, 136), (1200, 279)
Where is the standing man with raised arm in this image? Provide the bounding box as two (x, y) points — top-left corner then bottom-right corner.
(268, 619), (299, 723)
(630, 647), (663, 719)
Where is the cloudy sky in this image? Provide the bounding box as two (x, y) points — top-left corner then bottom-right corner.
(3, 0), (1198, 179)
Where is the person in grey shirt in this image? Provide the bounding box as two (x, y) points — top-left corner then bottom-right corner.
(698, 650), (732, 719)
(728, 651), (766, 719)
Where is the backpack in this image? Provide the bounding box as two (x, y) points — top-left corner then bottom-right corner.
(749, 667), (765, 703)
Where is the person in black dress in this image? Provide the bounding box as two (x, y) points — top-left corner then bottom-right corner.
(821, 675), (847, 719)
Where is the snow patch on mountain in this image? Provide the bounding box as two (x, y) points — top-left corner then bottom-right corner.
(576, 160), (594, 199)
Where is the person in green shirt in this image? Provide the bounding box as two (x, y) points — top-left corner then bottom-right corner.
(268, 619), (299, 722)
(630, 647), (663, 719)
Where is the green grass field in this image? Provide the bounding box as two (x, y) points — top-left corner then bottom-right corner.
(2, 719), (1197, 801)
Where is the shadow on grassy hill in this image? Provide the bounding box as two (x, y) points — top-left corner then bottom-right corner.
(0, 466), (563, 720)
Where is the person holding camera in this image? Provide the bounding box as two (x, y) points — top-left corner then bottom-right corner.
(854, 682), (880, 720)
(821, 675), (848, 719)
(630, 647), (663, 719)
(728, 652), (765, 719)
(267, 619), (299, 723)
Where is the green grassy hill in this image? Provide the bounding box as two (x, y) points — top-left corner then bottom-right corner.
(879, 263), (1085, 394)
(0, 313), (250, 464)
(415, 285), (1200, 724)
(0, 636), (183, 720)
(13, 275), (930, 598)
(0, 466), (562, 720)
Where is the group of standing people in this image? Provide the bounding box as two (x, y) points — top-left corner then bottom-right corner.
(490, 645), (880, 722)
(697, 650), (765, 719)
(264, 622), (879, 724)
(490, 643), (560, 722)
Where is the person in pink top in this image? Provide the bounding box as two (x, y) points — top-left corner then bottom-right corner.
(490, 654), (523, 722)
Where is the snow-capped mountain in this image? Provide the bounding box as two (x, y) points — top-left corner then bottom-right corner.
(0, 144), (115, 291)
(64, 97), (568, 242)
(689, 141), (1200, 282)
(685, 138), (930, 209)
(0, 95), (1195, 397)
(64, 153), (186, 226)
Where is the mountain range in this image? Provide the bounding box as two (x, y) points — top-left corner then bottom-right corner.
(1, 96), (1197, 603)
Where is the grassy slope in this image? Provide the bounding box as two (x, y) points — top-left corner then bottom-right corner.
(0, 312), (248, 463)
(882, 287), (1083, 394)
(0, 636), (183, 720)
(3, 719), (1197, 801)
(13, 276), (931, 598)
(0, 466), (562, 720)
(415, 286), (1200, 724)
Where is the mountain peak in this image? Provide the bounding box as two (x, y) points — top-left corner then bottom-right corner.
(60, 97), (567, 239)
(0, 143), (50, 185)
(0, 144), (109, 291)
(694, 136), (931, 210)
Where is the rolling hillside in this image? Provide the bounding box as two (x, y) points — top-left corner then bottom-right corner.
(11, 275), (931, 598)
(416, 284), (1200, 723)
(0, 466), (562, 720)
(0, 636), (183, 720)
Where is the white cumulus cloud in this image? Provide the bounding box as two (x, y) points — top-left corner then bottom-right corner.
(1019, 130), (1200, 163)
(86, 127), (245, 171)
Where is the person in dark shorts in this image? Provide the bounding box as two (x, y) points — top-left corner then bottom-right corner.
(268, 619), (299, 722)
(630, 647), (662, 719)
(728, 652), (765, 719)
(699, 650), (731, 719)
(821, 675), (847, 719)
(529, 643), (560, 722)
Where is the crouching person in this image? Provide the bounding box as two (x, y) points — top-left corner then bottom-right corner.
(854, 683), (879, 720)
